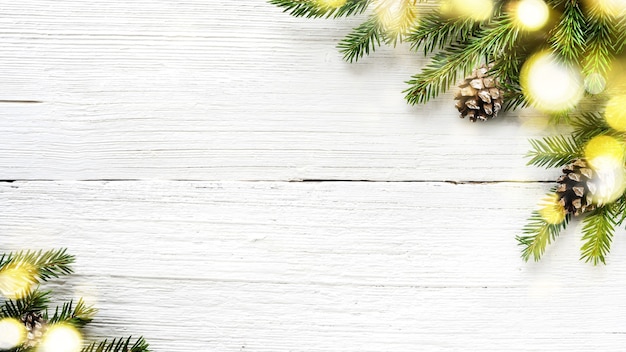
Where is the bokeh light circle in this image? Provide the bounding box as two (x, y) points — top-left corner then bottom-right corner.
(0, 318), (26, 349)
(40, 325), (83, 352)
(605, 95), (626, 132)
(514, 0), (550, 30)
(520, 51), (584, 113)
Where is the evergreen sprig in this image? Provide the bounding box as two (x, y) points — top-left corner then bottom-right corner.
(0, 248), (75, 284)
(0, 289), (51, 318)
(45, 298), (97, 328)
(404, 16), (520, 104)
(81, 337), (150, 352)
(580, 205), (617, 265)
(526, 135), (582, 168)
(338, 16), (382, 62)
(269, 0), (371, 18)
(517, 210), (570, 262)
(408, 14), (479, 55)
(549, 0), (586, 63)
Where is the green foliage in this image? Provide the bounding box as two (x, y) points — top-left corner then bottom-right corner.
(81, 337), (150, 352)
(269, 0), (371, 18)
(580, 206), (617, 265)
(0, 248), (74, 284)
(526, 135), (582, 168)
(338, 16), (382, 63)
(549, 0), (586, 62)
(404, 17), (520, 105)
(517, 210), (570, 262)
(0, 289), (51, 319)
(407, 14), (479, 55)
(570, 112), (612, 142)
(45, 298), (97, 328)
(582, 11), (617, 92)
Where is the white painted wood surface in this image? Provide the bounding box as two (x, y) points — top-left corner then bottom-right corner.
(1, 1), (624, 351)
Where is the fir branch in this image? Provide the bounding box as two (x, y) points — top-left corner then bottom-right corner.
(0, 249), (74, 283)
(45, 299), (97, 328)
(404, 16), (520, 105)
(526, 135), (582, 168)
(81, 337), (150, 352)
(549, 0), (586, 63)
(517, 211), (570, 262)
(407, 14), (478, 55)
(580, 206), (616, 265)
(269, 0), (371, 18)
(582, 11), (616, 87)
(570, 112), (612, 142)
(0, 289), (50, 318)
(338, 16), (383, 62)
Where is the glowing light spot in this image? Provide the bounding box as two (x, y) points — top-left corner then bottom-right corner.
(514, 0), (550, 30)
(584, 136), (626, 205)
(0, 264), (35, 299)
(584, 73), (607, 94)
(585, 135), (625, 163)
(0, 318), (26, 349)
(605, 95), (626, 132)
(316, 0), (347, 8)
(538, 193), (566, 224)
(520, 52), (583, 113)
(590, 0), (626, 16)
(40, 325), (83, 352)
(374, 0), (419, 36)
(441, 0), (494, 21)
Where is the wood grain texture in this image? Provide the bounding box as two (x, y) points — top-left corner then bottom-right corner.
(0, 0), (557, 181)
(1, 1), (613, 351)
(3, 181), (626, 351)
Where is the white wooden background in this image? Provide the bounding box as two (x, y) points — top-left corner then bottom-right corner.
(3, 1), (626, 351)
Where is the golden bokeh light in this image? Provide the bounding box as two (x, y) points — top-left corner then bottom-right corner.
(374, 0), (419, 37)
(514, 0), (550, 30)
(0, 318), (27, 349)
(441, 0), (494, 21)
(0, 264), (35, 299)
(584, 135), (625, 163)
(316, 0), (347, 8)
(40, 325), (83, 352)
(584, 135), (626, 205)
(520, 51), (584, 113)
(605, 95), (626, 132)
(538, 193), (566, 224)
(588, 0), (626, 16)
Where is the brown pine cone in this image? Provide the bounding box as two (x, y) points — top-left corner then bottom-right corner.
(556, 159), (597, 216)
(454, 65), (504, 122)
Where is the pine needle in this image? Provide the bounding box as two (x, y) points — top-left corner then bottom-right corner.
(0, 289), (51, 318)
(0, 249), (75, 284)
(269, 0), (372, 18)
(81, 337), (150, 352)
(45, 299), (97, 328)
(580, 206), (616, 265)
(517, 211), (570, 262)
(549, 0), (586, 63)
(526, 135), (582, 168)
(407, 14), (479, 55)
(338, 16), (383, 62)
(404, 17), (520, 105)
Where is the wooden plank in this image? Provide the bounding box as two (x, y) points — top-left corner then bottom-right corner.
(0, 0), (556, 181)
(2, 181), (626, 351)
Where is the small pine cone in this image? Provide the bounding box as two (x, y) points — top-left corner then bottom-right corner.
(556, 159), (597, 216)
(454, 64), (504, 122)
(21, 312), (47, 348)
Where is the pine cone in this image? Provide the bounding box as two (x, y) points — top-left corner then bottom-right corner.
(454, 65), (504, 122)
(21, 312), (47, 347)
(556, 159), (597, 216)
